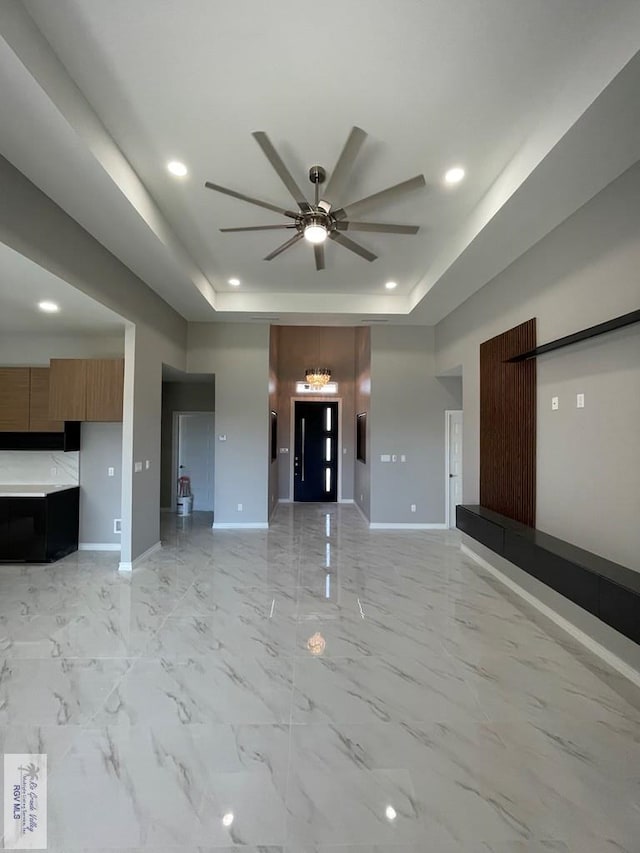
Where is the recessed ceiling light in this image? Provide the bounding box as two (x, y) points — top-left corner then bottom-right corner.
(444, 166), (465, 185)
(38, 301), (60, 313)
(222, 812), (234, 827)
(228, 278), (241, 286)
(385, 805), (397, 821)
(385, 281), (397, 290)
(167, 160), (188, 177)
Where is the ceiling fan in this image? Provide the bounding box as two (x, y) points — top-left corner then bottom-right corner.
(204, 127), (426, 271)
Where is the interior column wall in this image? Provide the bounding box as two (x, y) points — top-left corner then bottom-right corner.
(187, 322), (270, 526)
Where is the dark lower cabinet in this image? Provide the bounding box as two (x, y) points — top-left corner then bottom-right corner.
(0, 487), (79, 562)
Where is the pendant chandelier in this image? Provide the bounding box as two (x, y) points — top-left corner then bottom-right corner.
(305, 366), (332, 388)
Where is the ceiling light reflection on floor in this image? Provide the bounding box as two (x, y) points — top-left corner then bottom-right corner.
(307, 632), (326, 656)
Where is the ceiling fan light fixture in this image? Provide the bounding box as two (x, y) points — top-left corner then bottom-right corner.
(304, 222), (328, 244)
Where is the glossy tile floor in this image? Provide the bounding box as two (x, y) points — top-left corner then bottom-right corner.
(1, 504), (639, 851)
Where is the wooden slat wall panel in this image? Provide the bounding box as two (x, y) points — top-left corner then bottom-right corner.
(480, 319), (536, 527)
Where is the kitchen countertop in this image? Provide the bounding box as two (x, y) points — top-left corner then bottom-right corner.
(0, 484), (79, 498)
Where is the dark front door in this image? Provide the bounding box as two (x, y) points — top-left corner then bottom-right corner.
(294, 401), (338, 502)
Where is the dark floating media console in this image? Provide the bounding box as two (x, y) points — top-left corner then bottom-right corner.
(457, 505), (640, 645)
(506, 308), (640, 362)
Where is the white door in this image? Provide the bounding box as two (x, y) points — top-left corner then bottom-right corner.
(447, 411), (463, 528)
(178, 413), (215, 511)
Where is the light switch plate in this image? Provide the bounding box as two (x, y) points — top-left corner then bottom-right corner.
(400, 454), (406, 462)
(577, 393), (585, 408)
(219, 434), (227, 441)
(380, 454), (391, 463)
(279, 447), (289, 454)
(551, 396), (559, 411)
(145, 460), (150, 469)
(134, 461), (143, 473)
(108, 467), (115, 477)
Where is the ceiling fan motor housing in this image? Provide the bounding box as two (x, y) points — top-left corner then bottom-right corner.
(309, 165), (326, 184)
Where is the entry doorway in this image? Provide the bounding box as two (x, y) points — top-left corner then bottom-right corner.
(293, 400), (339, 502)
(171, 412), (215, 512)
(446, 410), (463, 528)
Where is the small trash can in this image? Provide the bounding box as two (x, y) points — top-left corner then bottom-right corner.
(177, 495), (193, 516)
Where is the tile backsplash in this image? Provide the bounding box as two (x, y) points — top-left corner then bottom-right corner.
(0, 451), (79, 485)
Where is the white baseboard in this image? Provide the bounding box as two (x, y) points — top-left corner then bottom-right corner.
(461, 543), (640, 689)
(212, 522), (269, 530)
(79, 543), (120, 552)
(339, 498), (354, 504)
(369, 522), (447, 530)
(118, 540), (161, 572)
(278, 498), (292, 504)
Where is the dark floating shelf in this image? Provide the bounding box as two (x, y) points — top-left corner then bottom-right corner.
(507, 308), (640, 363)
(0, 422), (80, 452)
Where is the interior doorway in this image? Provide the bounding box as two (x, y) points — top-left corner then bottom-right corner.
(293, 400), (339, 502)
(446, 410), (463, 528)
(171, 412), (215, 512)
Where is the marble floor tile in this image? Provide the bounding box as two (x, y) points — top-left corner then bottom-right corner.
(0, 504), (638, 851)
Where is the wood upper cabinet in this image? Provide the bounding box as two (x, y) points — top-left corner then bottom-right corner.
(48, 358), (124, 422)
(49, 359), (87, 421)
(86, 359), (124, 422)
(29, 369), (64, 433)
(0, 368), (30, 431)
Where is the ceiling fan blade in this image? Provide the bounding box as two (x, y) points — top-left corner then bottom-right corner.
(264, 232), (304, 261)
(329, 231), (377, 262)
(335, 221), (420, 234)
(205, 181), (298, 218)
(333, 174), (426, 221)
(220, 224), (297, 232)
(321, 126), (367, 209)
(314, 244), (325, 271)
(252, 131), (312, 213)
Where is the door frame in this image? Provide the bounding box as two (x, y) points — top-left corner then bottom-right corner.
(170, 411), (215, 513)
(445, 409), (463, 528)
(289, 396), (343, 503)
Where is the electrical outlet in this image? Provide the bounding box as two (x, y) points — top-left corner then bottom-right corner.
(410, 504), (417, 513)
(279, 447), (289, 454)
(237, 503), (243, 512)
(108, 467), (115, 477)
(145, 460), (150, 470)
(219, 434), (227, 441)
(391, 454), (398, 463)
(380, 454), (391, 462)
(113, 519), (122, 534)
(551, 396), (559, 411)
(577, 393), (585, 408)
(400, 454), (406, 463)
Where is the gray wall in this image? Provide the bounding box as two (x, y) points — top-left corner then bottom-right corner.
(370, 326), (463, 525)
(276, 326), (356, 502)
(187, 323), (270, 525)
(0, 333), (124, 364)
(354, 326), (371, 519)
(268, 327), (279, 517)
(435, 160), (640, 570)
(160, 380), (215, 508)
(79, 423), (122, 545)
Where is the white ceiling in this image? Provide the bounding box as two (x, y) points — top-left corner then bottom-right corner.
(1, 0), (639, 324)
(0, 241), (125, 334)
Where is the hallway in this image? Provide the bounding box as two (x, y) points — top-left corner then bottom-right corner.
(1, 504), (639, 850)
